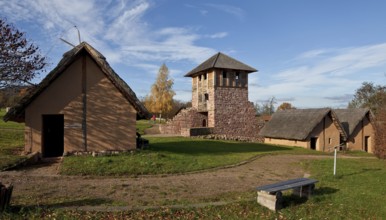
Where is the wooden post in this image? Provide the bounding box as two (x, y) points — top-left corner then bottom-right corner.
(0, 183), (13, 212)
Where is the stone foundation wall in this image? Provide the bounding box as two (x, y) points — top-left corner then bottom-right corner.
(213, 87), (259, 140)
(189, 127), (214, 136)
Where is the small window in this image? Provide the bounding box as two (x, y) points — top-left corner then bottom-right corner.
(328, 138), (332, 144)
(204, 93), (209, 101)
(222, 71), (227, 78)
(199, 75), (202, 81)
(204, 74), (207, 80)
(202, 119), (207, 127)
(236, 72), (240, 80)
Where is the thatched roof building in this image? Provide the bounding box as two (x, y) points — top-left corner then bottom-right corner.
(4, 42), (149, 157)
(260, 108), (347, 151)
(4, 42), (149, 122)
(334, 108), (374, 152)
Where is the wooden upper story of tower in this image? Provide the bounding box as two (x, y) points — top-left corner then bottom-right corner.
(185, 52), (257, 89)
(186, 52), (257, 112)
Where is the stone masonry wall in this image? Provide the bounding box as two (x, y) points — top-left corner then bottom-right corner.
(213, 87), (259, 140)
(160, 108), (207, 136)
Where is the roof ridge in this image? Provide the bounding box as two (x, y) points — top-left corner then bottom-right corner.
(211, 52), (221, 68)
(184, 52), (257, 77)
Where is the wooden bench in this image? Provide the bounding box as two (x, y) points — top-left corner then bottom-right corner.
(256, 178), (318, 211)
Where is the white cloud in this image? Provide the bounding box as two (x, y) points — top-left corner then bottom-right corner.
(207, 32), (228, 39)
(251, 42), (386, 108)
(205, 3), (245, 21)
(0, 0), (219, 67)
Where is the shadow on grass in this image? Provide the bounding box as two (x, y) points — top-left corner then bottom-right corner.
(331, 168), (382, 180)
(282, 187), (339, 209)
(343, 168), (382, 177)
(5, 198), (113, 213)
(7, 157), (60, 171)
(282, 194), (309, 208)
(313, 187), (339, 196)
(148, 140), (292, 155)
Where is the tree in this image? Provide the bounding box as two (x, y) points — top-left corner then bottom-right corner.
(144, 64), (175, 120)
(0, 18), (47, 89)
(348, 82), (386, 115)
(277, 102), (296, 111)
(0, 86), (29, 108)
(374, 111), (386, 159)
(162, 99), (191, 119)
(254, 96), (276, 116)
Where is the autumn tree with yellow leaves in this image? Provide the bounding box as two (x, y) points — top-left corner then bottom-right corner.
(144, 64), (175, 120)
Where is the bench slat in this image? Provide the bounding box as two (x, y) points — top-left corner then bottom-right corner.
(256, 178), (309, 191)
(256, 178), (318, 193)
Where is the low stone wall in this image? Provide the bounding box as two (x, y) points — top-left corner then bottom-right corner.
(160, 108), (207, 136)
(194, 134), (264, 142)
(189, 127), (214, 136)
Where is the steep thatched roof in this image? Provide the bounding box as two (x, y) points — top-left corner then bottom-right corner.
(4, 42), (150, 122)
(184, 52), (257, 77)
(334, 108), (374, 138)
(259, 108), (347, 141)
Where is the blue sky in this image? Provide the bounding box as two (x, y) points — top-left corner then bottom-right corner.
(2, 0), (386, 108)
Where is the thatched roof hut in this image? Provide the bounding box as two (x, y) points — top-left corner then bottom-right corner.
(334, 108), (374, 152)
(260, 108), (347, 141)
(334, 108), (374, 138)
(260, 108), (347, 151)
(4, 42), (149, 122)
(3, 42), (150, 156)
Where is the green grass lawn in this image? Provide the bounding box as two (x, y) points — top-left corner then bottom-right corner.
(0, 109), (25, 170)
(61, 136), (311, 176)
(136, 119), (154, 135)
(2, 157), (385, 219)
(1, 110), (384, 218)
(0, 108), (24, 129)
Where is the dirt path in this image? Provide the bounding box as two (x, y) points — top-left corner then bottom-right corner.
(0, 154), (331, 210)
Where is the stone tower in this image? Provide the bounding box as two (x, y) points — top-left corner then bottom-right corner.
(184, 52), (259, 139)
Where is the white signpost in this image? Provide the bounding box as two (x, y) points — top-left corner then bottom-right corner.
(333, 146), (337, 176)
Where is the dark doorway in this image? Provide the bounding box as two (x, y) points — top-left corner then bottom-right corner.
(310, 137), (317, 150)
(364, 136), (370, 152)
(202, 119), (207, 127)
(42, 115), (64, 157)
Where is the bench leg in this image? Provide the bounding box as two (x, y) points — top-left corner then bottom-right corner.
(292, 184), (315, 198)
(257, 191), (283, 211)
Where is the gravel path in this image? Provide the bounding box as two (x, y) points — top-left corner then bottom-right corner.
(0, 154), (330, 210)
